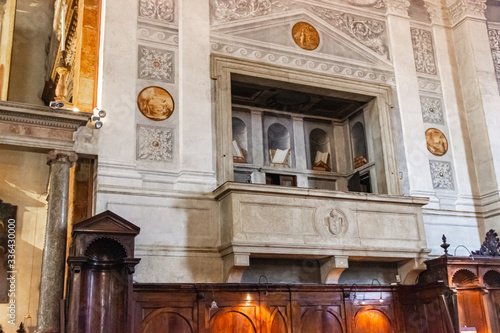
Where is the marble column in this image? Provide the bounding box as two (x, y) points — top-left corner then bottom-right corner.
(36, 150), (77, 333)
(383, 0), (438, 206)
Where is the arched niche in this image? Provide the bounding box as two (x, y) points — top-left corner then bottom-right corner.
(351, 122), (368, 169)
(309, 128), (332, 171)
(354, 309), (391, 333)
(211, 310), (257, 333)
(267, 123), (291, 167)
(300, 308), (343, 333)
(270, 309), (287, 333)
(232, 117), (250, 163)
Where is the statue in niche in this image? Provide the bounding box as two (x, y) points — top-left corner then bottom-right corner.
(425, 128), (448, 156)
(292, 22), (320, 51)
(324, 209), (346, 236)
(137, 86), (174, 121)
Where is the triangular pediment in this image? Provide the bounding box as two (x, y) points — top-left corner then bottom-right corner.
(73, 210), (140, 236)
(211, 9), (392, 69)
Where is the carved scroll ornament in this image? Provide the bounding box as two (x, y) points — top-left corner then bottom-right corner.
(473, 229), (500, 256)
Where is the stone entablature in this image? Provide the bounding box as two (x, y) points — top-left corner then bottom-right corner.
(214, 182), (430, 281)
(0, 101), (91, 151)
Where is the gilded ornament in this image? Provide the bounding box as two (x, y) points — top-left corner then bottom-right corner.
(425, 128), (448, 156)
(137, 86), (174, 121)
(292, 22), (320, 51)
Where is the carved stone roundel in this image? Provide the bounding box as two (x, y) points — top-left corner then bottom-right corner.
(292, 22), (320, 51)
(425, 128), (448, 156)
(324, 209), (347, 236)
(137, 86), (175, 121)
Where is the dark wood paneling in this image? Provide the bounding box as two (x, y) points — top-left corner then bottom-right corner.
(457, 289), (488, 333)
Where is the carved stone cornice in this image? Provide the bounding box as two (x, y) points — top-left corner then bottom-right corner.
(383, 0), (410, 17)
(0, 101), (92, 151)
(448, 0), (487, 26)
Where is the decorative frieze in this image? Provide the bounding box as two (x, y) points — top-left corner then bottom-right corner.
(139, 0), (175, 23)
(430, 160), (454, 190)
(411, 28), (437, 76)
(210, 41), (395, 84)
(420, 96), (444, 124)
(418, 79), (442, 94)
(311, 7), (389, 58)
(137, 23), (178, 45)
(138, 45), (174, 83)
(137, 125), (174, 161)
(382, 0), (410, 16)
(210, 0), (290, 23)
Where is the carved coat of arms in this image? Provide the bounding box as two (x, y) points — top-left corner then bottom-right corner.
(324, 209), (347, 236)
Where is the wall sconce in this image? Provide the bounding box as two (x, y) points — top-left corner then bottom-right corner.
(49, 101), (65, 109)
(90, 107), (106, 129)
(454, 245), (475, 261)
(259, 275), (269, 296)
(208, 285), (218, 310)
(351, 284), (359, 306)
(371, 278), (383, 303)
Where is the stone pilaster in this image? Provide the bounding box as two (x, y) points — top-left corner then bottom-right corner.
(446, 0), (500, 232)
(383, 0), (438, 203)
(36, 150), (77, 333)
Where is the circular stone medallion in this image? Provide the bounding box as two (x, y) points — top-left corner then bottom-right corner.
(292, 22), (320, 51)
(137, 86), (174, 121)
(425, 128), (448, 156)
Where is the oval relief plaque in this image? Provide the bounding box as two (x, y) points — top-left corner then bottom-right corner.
(137, 86), (174, 121)
(324, 209), (347, 236)
(292, 22), (320, 51)
(425, 128), (448, 156)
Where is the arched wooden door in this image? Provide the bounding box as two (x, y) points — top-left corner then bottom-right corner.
(211, 310), (257, 333)
(354, 310), (391, 333)
(300, 308), (343, 332)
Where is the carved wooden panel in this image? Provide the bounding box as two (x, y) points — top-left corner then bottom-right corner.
(457, 290), (488, 333)
(142, 311), (193, 333)
(210, 310), (256, 332)
(354, 309), (391, 333)
(299, 308), (343, 332)
(269, 309), (287, 333)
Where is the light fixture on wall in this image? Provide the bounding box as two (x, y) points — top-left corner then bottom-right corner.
(259, 275), (269, 296)
(454, 245), (475, 261)
(49, 100), (65, 109)
(351, 284), (360, 306)
(371, 278), (383, 303)
(90, 107), (106, 129)
(208, 285), (218, 310)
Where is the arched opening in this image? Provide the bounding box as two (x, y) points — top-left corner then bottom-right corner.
(309, 128), (332, 171)
(267, 123), (291, 167)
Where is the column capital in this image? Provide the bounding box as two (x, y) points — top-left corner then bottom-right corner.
(383, 0), (410, 17)
(448, 0), (487, 26)
(424, 0), (448, 26)
(47, 150), (78, 165)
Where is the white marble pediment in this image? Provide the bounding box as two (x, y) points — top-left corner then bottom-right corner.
(211, 10), (392, 69)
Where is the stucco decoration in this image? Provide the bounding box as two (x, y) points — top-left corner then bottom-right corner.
(139, 0), (175, 23)
(292, 22), (320, 51)
(211, 0), (291, 23)
(411, 28), (437, 75)
(311, 7), (389, 58)
(137, 125), (174, 161)
(138, 45), (174, 83)
(430, 161), (454, 190)
(488, 29), (500, 74)
(418, 79), (441, 94)
(137, 86), (175, 121)
(324, 209), (348, 236)
(449, 0), (486, 26)
(420, 96), (444, 124)
(425, 128), (448, 156)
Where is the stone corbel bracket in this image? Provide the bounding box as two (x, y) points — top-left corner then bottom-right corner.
(320, 256), (349, 284)
(223, 252), (250, 283)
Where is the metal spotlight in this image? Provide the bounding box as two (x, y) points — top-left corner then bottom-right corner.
(94, 120), (103, 129)
(98, 109), (106, 118)
(49, 101), (65, 109)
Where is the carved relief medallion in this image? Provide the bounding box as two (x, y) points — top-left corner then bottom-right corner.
(292, 22), (320, 51)
(324, 209), (347, 236)
(137, 86), (174, 121)
(425, 128), (448, 156)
